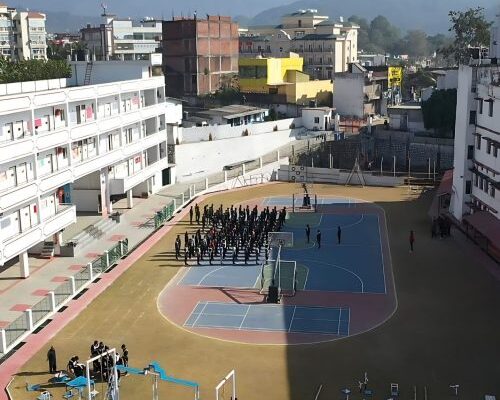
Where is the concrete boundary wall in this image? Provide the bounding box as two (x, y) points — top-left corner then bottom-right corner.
(277, 165), (404, 187)
(180, 117), (302, 143)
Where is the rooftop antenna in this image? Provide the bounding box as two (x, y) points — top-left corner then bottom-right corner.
(101, 3), (107, 17)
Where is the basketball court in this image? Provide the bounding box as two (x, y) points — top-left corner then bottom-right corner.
(159, 195), (395, 345)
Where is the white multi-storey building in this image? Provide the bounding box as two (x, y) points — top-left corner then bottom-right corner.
(449, 15), (500, 260)
(0, 56), (182, 277)
(0, 3), (47, 60)
(81, 12), (162, 61)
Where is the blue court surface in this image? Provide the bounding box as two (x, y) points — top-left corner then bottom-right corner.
(184, 302), (350, 335)
(263, 196), (360, 207)
(180, 210), (386, 294)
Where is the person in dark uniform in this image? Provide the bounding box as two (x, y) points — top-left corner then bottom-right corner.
(232, 246), (237, 264)
(90, 340), (99, 356)
(316, 230), (322, 249)
(337, 226), (342, 244)
(175, 235), (181, 260)
(189, 206), (193, 224)
(47, 346), (57, 374)
(195, 204), (200, 224)
(184, 249), (188, 265)
(305, 224), (311, 243)
(121, 344), (129, 367)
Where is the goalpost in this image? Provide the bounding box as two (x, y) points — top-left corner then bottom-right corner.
(85, 348), (119, 400)
(215, 370), (236, 400)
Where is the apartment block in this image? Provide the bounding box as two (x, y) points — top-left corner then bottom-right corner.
(240, 9), (358, 79)
(0, 58), (182, 276)
(0, 3), (47, 60)
(80, 13), (162, 61)
(162, 15), (239, 97)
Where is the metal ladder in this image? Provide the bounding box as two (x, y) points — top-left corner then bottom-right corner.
(83, 61), (93, 85)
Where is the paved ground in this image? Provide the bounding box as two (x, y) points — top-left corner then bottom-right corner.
(5, 183), (500, 400)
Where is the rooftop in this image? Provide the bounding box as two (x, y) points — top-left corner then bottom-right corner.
(295, 33), (342, 41)
(200, 105), (268, 120)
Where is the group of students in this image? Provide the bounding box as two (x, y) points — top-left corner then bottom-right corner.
(176, 203), (287, 266)
(59, 341), (129, 381)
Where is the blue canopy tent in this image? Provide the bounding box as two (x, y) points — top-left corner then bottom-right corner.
(65, 377), (95, 399)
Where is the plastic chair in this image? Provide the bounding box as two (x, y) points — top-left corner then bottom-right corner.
(36, 391), (52, 400)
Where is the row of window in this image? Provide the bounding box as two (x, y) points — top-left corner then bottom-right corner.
(473, 173), (496, 198)
(478, 99), (494, 117)
(475, 135), (500, 157)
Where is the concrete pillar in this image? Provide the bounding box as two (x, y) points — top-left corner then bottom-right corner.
(242, 164), (246, 175)
(69, 276), (76, 295)
(0, 329), (6, 354)
(277, 150), (280, 161)
(127, 189), (133, 209)
(259, 157), (263, 169)
(49, 291), (56, 312)
(19, 251), (29, 278)
(55, 231), (63, 246)
(181, 192), (185, 204)
(104, 251), (110, 269)
(100, 169), (110, 217)
(26, 309), (33, 330)
(88, 262), (94, 281)
(205, 178), (209, 190)
(224, 171), (228, 182)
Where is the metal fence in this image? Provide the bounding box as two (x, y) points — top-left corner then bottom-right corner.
(154, 201), (176, 229)
(0, 239), (130, 355)
(4, 313), (28, 349)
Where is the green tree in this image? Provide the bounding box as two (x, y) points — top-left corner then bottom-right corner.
(404, 30), (430, 57)
(442, 7), (492, 64)
(421, 89), (457, 137)
(348, 15), (370, 51)
(369, 16), (401, 53)
(0, 59), (71, 83)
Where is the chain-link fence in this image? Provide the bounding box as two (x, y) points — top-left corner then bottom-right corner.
(4, 314), (28, 349)
(31, 296), (52, 326)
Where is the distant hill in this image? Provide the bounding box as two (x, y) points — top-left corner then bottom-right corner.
(247, 0), (499, 34)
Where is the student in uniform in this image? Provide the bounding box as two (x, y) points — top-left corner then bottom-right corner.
(305, 224), (311, 243)
(189, 206), (193, 224)
(337, 226), (342, 244)
(316, 230), (322, 249)
(121, 344), (129, 367)
(47, 346), (57, 374)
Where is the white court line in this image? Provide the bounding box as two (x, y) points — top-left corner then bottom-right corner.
(288, 306), (297, 333)
(195, 265), (242, 286)
(301, 258), (365, 293)
(337, 308), (342, 335)
(376, 214), (388, 295)
(190, 302), (208, 327)
(183, 300), (202, 327)
(302, 265), (309, 290)
(238, 305), (251, 330)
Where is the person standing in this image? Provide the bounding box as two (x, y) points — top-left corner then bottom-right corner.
(47, 346), (57, 374)
(316, 230), (322, 249)
(121, 344), (129, 367)
(175, 235), (181, 260)
(337, 226), (342, 244)
(409, 230), (415, 252)
(305, 224), (311, 244)
(189, 206), (193, 225)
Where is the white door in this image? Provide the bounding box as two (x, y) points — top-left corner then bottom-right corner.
(16, 162), (27, 185)
(2, 122), (13, 142)
(19, 205), (31, 231)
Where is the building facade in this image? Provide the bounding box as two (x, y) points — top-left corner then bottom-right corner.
(450, 64), (500, 221)
(240, 9), (358, 79)
(162, 15), (239, 98)
(80, 13), (162, 61)
(0, 4), (47, 60)
(239, 54), (332, 105)
(0, 59), (181, 277)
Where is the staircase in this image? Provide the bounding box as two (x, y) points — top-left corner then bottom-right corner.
(83, 61), (93, 85)
(69, 217), (119, 254)
(40, 242), (55, 259)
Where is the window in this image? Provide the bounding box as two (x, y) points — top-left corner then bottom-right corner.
(488, 100), (494, 117)
(465, 180), (472, 194)
(494, 145), (498, 158)
(486, 140), (492, 155)
(474, 174), (479, 187)
(314, 117), (320, 123)
(490, 186), (496, 198)
(467, 145), (474, 160)
(478, 99), (483, 114)
(298, 20), (302, 28)
(476, 135), (481, 150)
(469, 110), (476, 125)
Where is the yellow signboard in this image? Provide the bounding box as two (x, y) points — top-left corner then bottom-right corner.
(388, 66), (403, 88)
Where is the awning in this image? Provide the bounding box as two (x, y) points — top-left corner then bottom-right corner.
(428, 169), (452, 218)
(437, 169), (453, 196)
(463, 211), (500, 245)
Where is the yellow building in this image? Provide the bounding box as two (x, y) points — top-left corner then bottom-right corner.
(239, 54), (333, 105)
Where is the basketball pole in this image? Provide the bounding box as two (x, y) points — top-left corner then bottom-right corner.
(292, 193), (295, 213)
